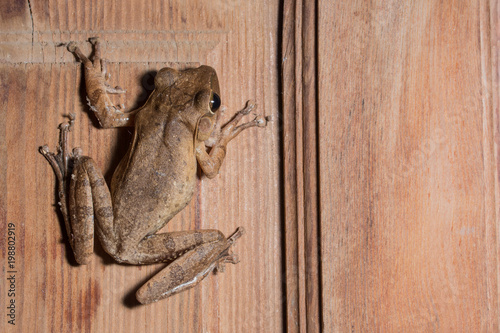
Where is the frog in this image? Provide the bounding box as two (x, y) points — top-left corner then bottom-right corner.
(39, 37), (270, 304)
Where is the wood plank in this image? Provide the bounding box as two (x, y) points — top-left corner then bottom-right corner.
(0, 1), (281, 332)
(281, 0), (321, 331)
(318, 0), (500, 331)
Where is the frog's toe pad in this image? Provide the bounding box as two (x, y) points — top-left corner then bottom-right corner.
(67, 42), (77, 52)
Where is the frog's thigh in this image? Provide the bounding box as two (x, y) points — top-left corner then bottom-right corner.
(119, 230), (224, 264)
(136, 238), (228, 304)
(70, 157), (116, 263)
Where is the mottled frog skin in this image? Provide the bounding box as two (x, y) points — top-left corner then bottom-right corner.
(40, 37), (269, 304)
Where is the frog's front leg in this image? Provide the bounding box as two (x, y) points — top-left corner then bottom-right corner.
(196, 100), (270, 178)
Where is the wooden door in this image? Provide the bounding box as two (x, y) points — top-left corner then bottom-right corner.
(1, 1), (281, 332)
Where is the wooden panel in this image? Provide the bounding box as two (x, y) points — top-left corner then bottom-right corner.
(0, 1), (281, 332)
(318, 0), (500, 331)
(281, 0), (321, 332)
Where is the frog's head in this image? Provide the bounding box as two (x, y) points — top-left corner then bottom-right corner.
(153, 66), (221, 141)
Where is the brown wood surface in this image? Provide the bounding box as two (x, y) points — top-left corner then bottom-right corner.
(316, 0), (500, 331)
(0, 1), (281, 332)
(3, 0), (500, 332)
(281, 0), (500, 331)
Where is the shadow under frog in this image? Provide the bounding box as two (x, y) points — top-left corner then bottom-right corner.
(40, 37), (270, 304)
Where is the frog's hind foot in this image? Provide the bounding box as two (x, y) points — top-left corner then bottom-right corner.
(39, 114), (80, 183)
(39, 115), (86, 260)
(214, 227), (244, 273)
(214, 251), (239, 273)
(136, 228), (245, 304)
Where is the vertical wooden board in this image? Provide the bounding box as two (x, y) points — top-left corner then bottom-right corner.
(0, 0), (281, 332)
(319, 0), (499, 331)
(281, 0), (322, 331)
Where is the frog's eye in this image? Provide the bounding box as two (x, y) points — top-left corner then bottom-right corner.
(209, 92), (221, 113)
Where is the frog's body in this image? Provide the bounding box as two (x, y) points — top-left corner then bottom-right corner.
(40, 38), (268, 304)
(107, 67), (216, 261)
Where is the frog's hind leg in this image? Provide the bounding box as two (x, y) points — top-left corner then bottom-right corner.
(40, 116), (116, 264)
(136, 227), (244, 304)
(67, 155), (117, 263)
(40, 115), (83, 260)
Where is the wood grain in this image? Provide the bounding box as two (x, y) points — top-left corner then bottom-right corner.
(318, 0), (500, 331)
(0, 1), (281, 332)
(4, 0), (500, 332)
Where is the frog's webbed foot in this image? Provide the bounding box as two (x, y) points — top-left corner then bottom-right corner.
(196, 100), (272, 178)
(219, 100), (273, 143)
(205, 101), (272, 148)
(214, 227), (245, 273)
(67, 37), (135, 128)
(39, 114), (80, 184)
(136, 227), (244, 304)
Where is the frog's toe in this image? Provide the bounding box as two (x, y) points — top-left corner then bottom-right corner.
(214, 250), (240, 274)
(39, 145), (51, 155)
(89, 36), (100, 45)
(67, 41), (79, 53)
(227, 226), (244, 244)
(221, 253), (239, 265)
(105, 83), (126, 94)
(240, 100), (257, 115)
(254, 115), (268, 127)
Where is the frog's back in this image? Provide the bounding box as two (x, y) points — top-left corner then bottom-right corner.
(110, 109), (198, 240)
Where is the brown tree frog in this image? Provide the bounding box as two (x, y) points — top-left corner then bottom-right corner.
(40, 37), (269, 304)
